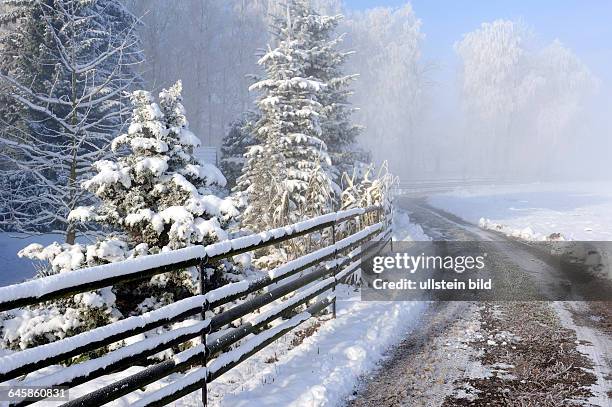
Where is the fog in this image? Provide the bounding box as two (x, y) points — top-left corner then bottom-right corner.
(128, 1), (611, 183)
(343, 6), (610, 182)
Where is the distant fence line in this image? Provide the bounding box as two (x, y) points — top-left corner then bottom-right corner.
(394, 177), (525, 196)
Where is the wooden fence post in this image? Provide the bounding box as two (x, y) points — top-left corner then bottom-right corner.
(331, 223), (337, 319)
(199, 259), (209, 407)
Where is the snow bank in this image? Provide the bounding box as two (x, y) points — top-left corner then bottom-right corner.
(393, 211), (430, 241)
(216, 289), (426, 407)
(478, 218), (557, 241)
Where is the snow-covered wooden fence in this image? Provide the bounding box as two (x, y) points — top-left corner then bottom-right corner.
(0, 205), (391, 406)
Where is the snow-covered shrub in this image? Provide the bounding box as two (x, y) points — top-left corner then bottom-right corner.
(0, 238), (131, 351)
(2, 288), (120, 353)
(4, 81), (238, 352)
(339, 161), (396, 243)
(76, 81), (239, 294)
(341, 161), (395, 212)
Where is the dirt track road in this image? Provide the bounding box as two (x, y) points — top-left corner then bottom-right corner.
(346, 199), (612, 407)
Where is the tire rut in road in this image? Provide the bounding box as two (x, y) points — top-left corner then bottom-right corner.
(346, 302), (484, 407)
(443, 301), (598, 407)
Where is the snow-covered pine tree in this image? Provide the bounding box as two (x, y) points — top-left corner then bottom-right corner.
(237, 3), (337, 240)
(5, 82), (238, 351)
(220, 111), (259, 191)
(0, 0), (143, 243)
(272, 0), (364, 181)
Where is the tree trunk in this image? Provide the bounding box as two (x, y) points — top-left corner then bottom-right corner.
(66, 68), (78, 245)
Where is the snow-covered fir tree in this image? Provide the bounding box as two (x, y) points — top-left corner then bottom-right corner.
(67, 80), (239, 299)
(220, 111), (259, 191)
(272, 0), (364, 181)
(0, 0), (143, 243)
(237, 2), (337, 239)
(74, 81), (237, 250)
(4, 82), (238, 351)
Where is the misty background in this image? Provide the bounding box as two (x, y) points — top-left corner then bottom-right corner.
(126, 0), (611, 182)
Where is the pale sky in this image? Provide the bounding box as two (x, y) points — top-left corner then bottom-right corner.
(347, 0), (612, 91)
(346, 0), (612, 115)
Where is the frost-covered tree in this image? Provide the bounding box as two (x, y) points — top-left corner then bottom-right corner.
(343, 4), (427, 177)
(5, 82), (238, 351)
(220, 111), (258, 190)
(455, 20), (597, 177)
(0, 0), (143, 242)
(237, 2), (337, 236)
(528, 40), (598, 171)
(454, 20), (531, 175)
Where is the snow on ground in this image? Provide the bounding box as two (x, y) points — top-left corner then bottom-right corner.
(429, 182), (612, 241)
(33, 286), (425, 407)
(0, 233), (64, 286)
(213, 289), (426, 407)
(393, 211), (430, 241)
(552, 301), (612, 407)
(427, 184), (612, 404)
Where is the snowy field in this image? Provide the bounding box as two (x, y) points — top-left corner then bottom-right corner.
(428, 182), (612, 241)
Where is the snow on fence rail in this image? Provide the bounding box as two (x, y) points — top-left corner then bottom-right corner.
(0, 205), (391, 407)
(0, 206), (379, 312)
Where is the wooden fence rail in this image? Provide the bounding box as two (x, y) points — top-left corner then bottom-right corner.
(0, 205), (391, 406)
